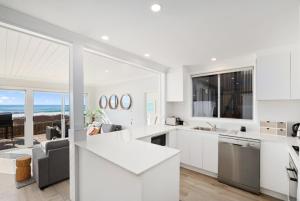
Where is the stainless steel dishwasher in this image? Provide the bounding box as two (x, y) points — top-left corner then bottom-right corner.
(218, 134), (261, 194)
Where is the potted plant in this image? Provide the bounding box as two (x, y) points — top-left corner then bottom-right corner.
(85, 108), (104, 126)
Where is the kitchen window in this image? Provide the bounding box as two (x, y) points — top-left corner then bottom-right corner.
(192, 68), (253, 120)
(192, 75), (218, 117)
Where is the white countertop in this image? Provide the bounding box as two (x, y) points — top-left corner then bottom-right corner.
(75, 129), (179, 175)
(76, 124), (300, 175)
(130, 125), (177, 139)
(176, 125), (300, 145)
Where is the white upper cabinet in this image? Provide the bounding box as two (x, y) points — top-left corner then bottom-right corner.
(291, 48), (300, 99)
(256, 50), (291, 100)
(166, 67), (184, 102)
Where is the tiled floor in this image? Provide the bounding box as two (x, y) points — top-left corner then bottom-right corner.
(0, 168), (281, 201)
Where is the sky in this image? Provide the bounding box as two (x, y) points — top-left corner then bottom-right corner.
(0, 90), (69, 105)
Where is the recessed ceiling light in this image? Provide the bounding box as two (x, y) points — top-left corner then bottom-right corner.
(144, 53), (150, 57)
(105, 69), (109, 73)
(211, 57), (217, 61)
(151, 4), (161, 12)
(101, 35), (109, 41)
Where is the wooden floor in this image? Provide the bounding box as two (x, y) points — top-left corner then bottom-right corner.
(0, 173), (69, 201)
(0, 168), (280, 201)
(180, 168), (280, 201)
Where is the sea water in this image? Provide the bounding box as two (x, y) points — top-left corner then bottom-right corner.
(0, 105), (70, 114)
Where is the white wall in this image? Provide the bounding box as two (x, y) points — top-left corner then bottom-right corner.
(257, 100), (300, 122)
(166, 53), (300, 132)
(89, 75), (160, 128)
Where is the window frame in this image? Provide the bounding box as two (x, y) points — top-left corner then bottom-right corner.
(190, 66), (255, 122)
(191, 74), (219, 118)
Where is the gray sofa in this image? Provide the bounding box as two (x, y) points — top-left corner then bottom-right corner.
(46, 125), (70, 140)
(32, 139), (69, 189)
(101, 124), (122, 133)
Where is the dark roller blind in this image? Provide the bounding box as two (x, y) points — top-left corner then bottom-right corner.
(220, 69), (253, 119)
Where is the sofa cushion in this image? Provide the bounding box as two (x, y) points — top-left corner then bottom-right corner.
(44, 139), (69, 154)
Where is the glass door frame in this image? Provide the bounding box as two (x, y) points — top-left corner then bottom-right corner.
(32, 90), (69, 141)
(0, 87), (30, 147)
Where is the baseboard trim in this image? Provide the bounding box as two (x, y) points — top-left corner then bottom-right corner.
(180, 163), (217, 178)
(180, 163), (288, 201)
(261, 188), (288, 201)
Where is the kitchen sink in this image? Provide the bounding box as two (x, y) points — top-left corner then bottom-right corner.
(192, 127), (234, 134)
(193, 127), (213, 131)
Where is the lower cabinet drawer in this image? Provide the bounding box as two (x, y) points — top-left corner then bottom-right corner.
(260, 127), (277, 135)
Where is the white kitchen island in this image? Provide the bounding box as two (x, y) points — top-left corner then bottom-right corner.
(75, 128), (180, 201)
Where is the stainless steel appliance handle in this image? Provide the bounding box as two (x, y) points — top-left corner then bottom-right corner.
(219, 136), (260, 145)
(286, 167), (298, 182)
(232, 143), (242, 147)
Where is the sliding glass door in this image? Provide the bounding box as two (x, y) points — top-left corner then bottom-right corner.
(33, 91), (69, 142)
(0, 89), (25, 150)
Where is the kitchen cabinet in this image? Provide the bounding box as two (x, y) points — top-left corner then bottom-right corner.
(176, 130), (218, 174)
(291, 48), (300, 99)
(166, 67), (184, 102)
(256, 50), (291, 100)
(202, 134), (218, 174)
(189, 131), (203, 169)
(260, 141), (288, 195)
(176, 130), (190, 164)
(168, 130), (177, 148)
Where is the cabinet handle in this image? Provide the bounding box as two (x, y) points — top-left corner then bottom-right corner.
(232, 143), (242, 147)
(286, 167), (298, 182)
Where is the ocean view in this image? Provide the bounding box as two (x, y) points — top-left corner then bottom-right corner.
(0, 105), (70, 114)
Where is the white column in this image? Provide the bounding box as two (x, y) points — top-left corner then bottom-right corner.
(69, 44), (86, 201)
(159, 72), (166, 125)
(61, 96), (65, 139)
(24, 89), (33, 147)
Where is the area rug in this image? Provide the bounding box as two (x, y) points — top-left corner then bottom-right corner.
(16, 177), (35, 189)
(0, 138), (40, 151)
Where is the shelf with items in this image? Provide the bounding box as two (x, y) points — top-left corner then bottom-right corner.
(260, 121), (287, 136)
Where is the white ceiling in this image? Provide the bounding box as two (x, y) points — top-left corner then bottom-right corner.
(0, 0), (298, 68)
(0, 25), (70, 84)
(83, 51), (157, 87)
(0, 25), (156, 86)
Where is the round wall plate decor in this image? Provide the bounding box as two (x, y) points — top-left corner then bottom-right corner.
(109, 95), (119, 109)
(99, 95), (108, 109)
(120, 94), (132, 110)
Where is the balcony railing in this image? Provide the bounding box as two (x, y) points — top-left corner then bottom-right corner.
(0, 114), (69, 139)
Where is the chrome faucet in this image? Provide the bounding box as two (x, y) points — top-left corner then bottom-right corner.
(206, 122), (217, 131)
